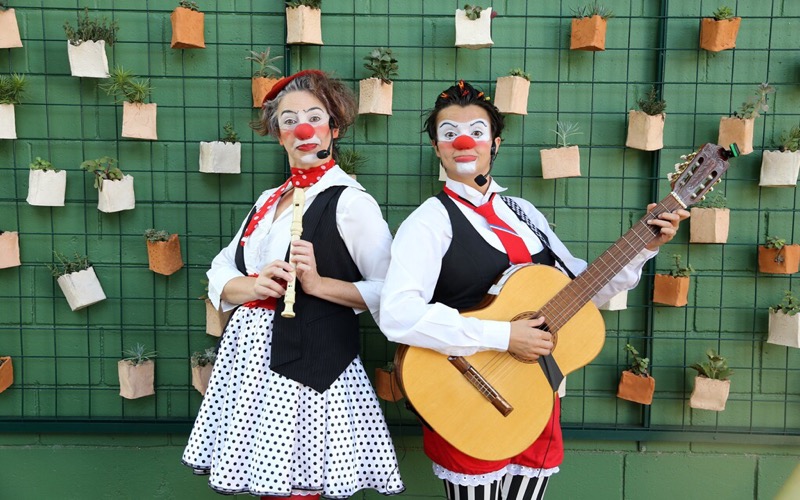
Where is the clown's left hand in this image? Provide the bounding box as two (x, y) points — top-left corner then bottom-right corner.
(644, 203), (690, 251)
(291, 239), (323, 295)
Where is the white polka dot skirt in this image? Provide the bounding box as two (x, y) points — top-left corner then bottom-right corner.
(182, 307), (405, 497)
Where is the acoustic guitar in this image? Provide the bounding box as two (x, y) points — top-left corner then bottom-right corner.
(394, 143), (737, 461)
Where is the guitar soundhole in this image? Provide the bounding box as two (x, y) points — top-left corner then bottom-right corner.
(509, 310), (558, 364)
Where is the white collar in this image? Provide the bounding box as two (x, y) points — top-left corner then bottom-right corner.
(444, 177), (506, 206)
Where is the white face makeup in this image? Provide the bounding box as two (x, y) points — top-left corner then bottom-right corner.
(276, 90), (336, 168)
(278, 107), (331, 131)
(436, 119), (491, 144)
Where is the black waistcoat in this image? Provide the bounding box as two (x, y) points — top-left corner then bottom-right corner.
(432, 191), (556, 310)
(235, 185), (363, 393)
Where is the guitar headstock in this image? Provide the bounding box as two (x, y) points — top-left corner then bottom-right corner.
(668, 143), (738, 208)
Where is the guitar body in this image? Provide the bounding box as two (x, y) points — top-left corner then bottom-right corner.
(395, 264), (606, 461)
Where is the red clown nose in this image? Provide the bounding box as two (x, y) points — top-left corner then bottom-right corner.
(294, 123), (315, 140)
(453, 135), (476, 150)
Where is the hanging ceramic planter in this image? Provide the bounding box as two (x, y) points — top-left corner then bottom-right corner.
(118, 344), (156, 399)
(48, 251), (106, 311)
(375, 365), (403, 402)
(699, 7), (741, 52)
(27, 157), (67, 207)
(570, 3), (613, 51)
(200, 122), (241, 174)
(0, 356), (12, 394)
(689, 194), (730, 244)
(768, 291), (800, 349)
(454, 5), (494, 49)
(81, 156), (135, 213)
(718, 117), (754, 155)
(359, 47), (397, 116)
(285, 3), (323, 45)
(759, 150), (800, 187)
(144, 230), (184, 276)
(540, 121), (581, 179)
(494, 71), (530, 115)
(0, 8), (23, 48)
(616, 344), (655, 405)
(0, 73), (26, 140)
(246, 46), (283, 108)
(0, 103), (15, 139)
(190, 348), (216, 395)
(758, 238), (800, 274)
(0, 230), (21, 269)
(625, 86), (665, 151)
(205, 299), (232, 337)
(100, 67), (157, 140)
(688, 349), (732, 411)
(64, 8), (117, 78)
(653, 254), (692, 307)
(170, 1), (205, 49)
(598, 289), (627, 311)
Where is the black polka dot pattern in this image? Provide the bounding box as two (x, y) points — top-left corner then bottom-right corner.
(182, 307), (405, 497)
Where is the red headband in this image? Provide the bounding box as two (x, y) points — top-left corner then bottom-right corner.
(262, 69), (326, 105)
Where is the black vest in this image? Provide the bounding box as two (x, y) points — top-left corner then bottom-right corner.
(235, 186), (363, 393)
(432, 191), (556, 310)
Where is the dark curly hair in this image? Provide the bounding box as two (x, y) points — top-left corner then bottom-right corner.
(423, 80), (504, 143)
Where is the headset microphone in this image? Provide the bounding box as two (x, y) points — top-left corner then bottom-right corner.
(316, 117), (337, 159)
(474, 142), (497, 187)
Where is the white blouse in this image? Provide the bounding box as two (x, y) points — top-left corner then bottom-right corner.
(379, 177), (657, 357)
(206, 166), (393, 323)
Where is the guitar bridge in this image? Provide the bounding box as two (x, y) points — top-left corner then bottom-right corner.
(448, 356), (514, 417)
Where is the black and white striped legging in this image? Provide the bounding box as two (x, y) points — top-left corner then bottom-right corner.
(443, 475), (550, 500)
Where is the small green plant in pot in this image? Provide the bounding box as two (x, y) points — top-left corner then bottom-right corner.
(455, 4), (495, 49)
(64, 7), (118, 78)
(247, 47), (283, 108)
(27, 156), (67, 207)
(375, 361), (403, 402)
(47, 251), (106, 311)
(0, 2), (23, 49)
(689, 349), (732, 411)
(144, 229), (184, 276)
(190, 347), (217, 395)
(719, 83), (775, 156)
(768, 290), (800, 348)
(700, 5), (741, 52)
(0, 73), (26, 139)
(359, 47), (398, 116)
(81, 156), (135, 213)
(617, 343), (655, 405)
(653, 254), (693, 307)
(118, 343), (156, 399)
(336, 148), (366, 178)
(570, 1), (613, 51)
(285, 0), (323, 45)
(626, 86), (666, 151)
(759, 235), (800, 275)
(200, 121), (242, 174)
(690, 192), (730, 244)
(100, 66), (158, 140)
(760, 125), (800, 187)
(494, 68), (531, 115)
(540, 121), (582, 179)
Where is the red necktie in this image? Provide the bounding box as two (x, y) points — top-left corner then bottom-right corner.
(444, 187), (532, 265)
(240, 158), (335, 246)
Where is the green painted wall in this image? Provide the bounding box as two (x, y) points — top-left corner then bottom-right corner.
(0, 0), (798, 497)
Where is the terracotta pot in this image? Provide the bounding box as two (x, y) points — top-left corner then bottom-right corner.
(768, 310), (800, 349)
(653, 274), (689, 307)
(118, 360), (155, 399)
(285, 6), (323, 45)
(494, 76), (530, 115)
(374, 368), (403, 402)
(97, 175), (135, 213)
(122, 102), (157, 140)
(358, 78), (393, 115)
(66, 40), (110, 78)
(0, 231), (21, 269)
(205, 298), (233, 337)
(56, 267), (106, 311)
(192, 363), (214, 395)
(0, 9), (23, 49)
(146, 234), (183, 276)
(758, 245), (800, 274)
(27, 169), (67, 206)
(625, 110), (664, 151)
(699, 17), (741, 52)
(454, 7), (494, 49)
(199, 141), (242, 174)
(0, 103), (17, 139)
(689, 207), (729, 244)
(759, 150), (800, 187)
(689, 376), (730, 411)
(0, 356), (13, 394)
(540, 145), (581, 179)
(170, 7), (205, 49)
(570, 15), (607, 51)
(718, 116), (754, 155)
(252, 77), (279, 108)
(598, 290), (627, 311)
(617, 370), (655, 405)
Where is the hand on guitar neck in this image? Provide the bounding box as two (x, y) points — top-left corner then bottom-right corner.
(644, 202), (690, 251)
(508, 316), (553, 362)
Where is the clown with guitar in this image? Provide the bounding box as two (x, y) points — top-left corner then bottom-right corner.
(379, 81), (690, 500)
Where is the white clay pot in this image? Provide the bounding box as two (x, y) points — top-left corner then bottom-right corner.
(67, 40), (110, 78)
(285, 6), (323, 45)
(768, 310), (800, 349)
(540, 145), (581, 179)
(455, 7), (493, 49)
(199, 141), (242, 174)
(358, 78), (393, 115)
(0, 104), (17, 139)
(27, 169), (67, 206)
(97, 175), (135, 213)
(759, 150), (800, 187)
(56, 267), (107, 311)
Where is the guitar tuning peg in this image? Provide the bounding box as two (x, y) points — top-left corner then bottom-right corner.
(708, 186), (714, 192)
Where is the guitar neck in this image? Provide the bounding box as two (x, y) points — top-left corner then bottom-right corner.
(540, 194), (684, 330)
